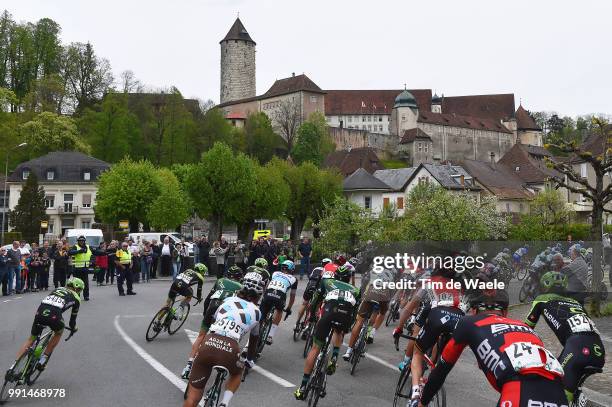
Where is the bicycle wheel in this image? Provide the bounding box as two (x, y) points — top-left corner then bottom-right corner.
(146, 308), (168, 342)
(168, 303), (191, 335)
(393, 366), (412, 407)
(303, 324), (314, 358)
(256, 315), (272, 356)
(385, 308), (394, 327)
(26, 335), (52, 386)
(350, 326), (367, 375)
(1, 349), (31, 403)
(518, 278), (531, 303)
(293, 320), (302, 342)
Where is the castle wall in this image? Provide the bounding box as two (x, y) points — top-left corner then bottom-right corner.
(220, 40), (256, 104)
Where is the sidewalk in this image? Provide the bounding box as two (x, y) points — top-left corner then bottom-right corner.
(509, 304), (612, 407)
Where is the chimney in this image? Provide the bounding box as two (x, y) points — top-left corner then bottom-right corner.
(292, 72), (295, 77)
(460, 174), (465, 186)
(490, 152), (495, 164)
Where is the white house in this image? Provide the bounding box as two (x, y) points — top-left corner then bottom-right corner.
(7, 152), (110, 237)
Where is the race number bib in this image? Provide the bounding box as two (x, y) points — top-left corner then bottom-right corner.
(268, 279), (286, 292)
(325, 289), (356, 306)
(42, 294), (65, 309)
(567, 314), (595, 333)
(210, 290), (224, 300)
(210, 318), (243, 340)
(504, 342), (563, 376)
(321, 270), (335, 280)
(177, 273), (191, 284)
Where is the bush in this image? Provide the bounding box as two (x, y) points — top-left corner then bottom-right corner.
(1, 231), (22, 245)
(508, 221), (592, 241)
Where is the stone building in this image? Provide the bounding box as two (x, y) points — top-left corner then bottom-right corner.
(220, 18), (256, 104)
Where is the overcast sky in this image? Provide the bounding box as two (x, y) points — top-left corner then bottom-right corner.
(7, 0), (612, 117)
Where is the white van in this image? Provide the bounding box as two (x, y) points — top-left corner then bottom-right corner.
(66, 229), (104, 248)
(128, 232), (193, 256)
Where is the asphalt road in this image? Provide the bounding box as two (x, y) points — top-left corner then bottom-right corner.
(0, 277), (605, 407)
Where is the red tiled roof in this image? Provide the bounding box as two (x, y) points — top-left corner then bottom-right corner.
(400, 128), (432, 144)
(418, 111), (512, 134)
(515, 105), (541, 131)
(264, 74), (324, 98)
(225, 112), (246, 119)
(441, 94), (515, 122)
(323, 147), (384, 177)
(324, 89), (432, 115)
(498, 143), (561, 184)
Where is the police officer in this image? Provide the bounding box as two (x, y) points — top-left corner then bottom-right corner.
(67, 235), (104, 301)
(115, 241), (136, 296)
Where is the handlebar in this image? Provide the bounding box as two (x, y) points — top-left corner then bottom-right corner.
(394, 333), (417, 351)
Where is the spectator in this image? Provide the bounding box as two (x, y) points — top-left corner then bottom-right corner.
(193, 237), (200, 264)
(38, 240), (52, 289)
(220, 236), (229, 273)
(141, 241), (153, 283)
(160, 237), (174, 277)
(0, 247), (9, 296)
(247, 239), (258, 265)
(234, 240), (246, 271)
(561, 245), (589, 304)
(20, 252), (30, 292)
(129, 238), (141, 283)
(179, 239), (189, 272)
(95, 242), (109, 286)
(106, 241), (117, 285)
(198, 236), (210, 271)
(28, 251), (43, 292)
(264, 236), (277, 271)
(209, 241), (228, 279)
(67, 235), (104, 301)
(52, 241), (69, 288)
(115, 241), (136, 296)
(172, 242), (183, 280)
(150, 239), (160, 279)
(7, 241), (21, 294)
(298, 237), (312, 280)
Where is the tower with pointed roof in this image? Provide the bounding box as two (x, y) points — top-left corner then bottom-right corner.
(220, 17), (256, 104)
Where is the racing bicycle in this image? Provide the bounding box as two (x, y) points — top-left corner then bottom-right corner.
(348, 300), (380, 375)
(184, 366), (228, 407)
(571, 365), (603, 407)
(1, 327), (75, 404)
(146, 297), (197, 342)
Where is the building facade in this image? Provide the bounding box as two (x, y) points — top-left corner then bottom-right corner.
(7, 152), (110, 237)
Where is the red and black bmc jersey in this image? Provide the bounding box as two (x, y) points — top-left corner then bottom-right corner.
(441, 313), (564, 391)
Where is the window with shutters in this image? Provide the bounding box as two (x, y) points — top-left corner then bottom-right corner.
(397, 197), (404, 209)
(82, 194), (92, 208)
(383, 197), (390, 207)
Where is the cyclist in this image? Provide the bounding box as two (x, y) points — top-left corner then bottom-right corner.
(492, 248), (513, 283)
(9, 277), (83, 373)
(181, 265), (244, 379)
(294, 264), (325, 335)
(343, 265), (398, 361)
(525, 271), (605, 403)
(513, 244), (529, 271)
(418, 289), (568, 407)
(294, 264), (359, 400)
(409, 266), (467, 406)
(322, 257), (338, 274)
(253, 257), (271, 283)
(260, 260), (298, 345)
(184, 274), (266, 407)
(162, 263), (206, 316)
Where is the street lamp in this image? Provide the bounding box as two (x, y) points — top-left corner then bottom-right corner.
(2, 142), (27, 245)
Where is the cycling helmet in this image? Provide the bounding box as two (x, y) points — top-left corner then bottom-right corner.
(241, 272), (265, 298)
(254, 258), (268, 268)
(246, 265), (259, 274)
(227, 265), (243, 280)
(281, 260), (295, 273)
(321, 258), (332, 267)
(336, 255), (347, 266)
(348, 257), (359, 266)
(194, 263), (208, 275)
(539, 271), (568, 293)
(503, 248), (510, 254)
(344, 262), (355, 274)
(470, 289), (509, 311)
(335, 264), (351, 283)
(67, 277), (85, 292)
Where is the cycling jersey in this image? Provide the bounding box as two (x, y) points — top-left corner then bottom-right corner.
(421, 313), (565, 406)
(169, 269), (204, 300)
(362, 267), (399, 302)
(303, 267), (325, 301)
(310, 278), (360, 347)
(267, 271), (298, 294)
(246, 265), (271, 283)
(211, 297), (261, 343)
(526, 293), (598, 345)
(526, 293), (605, 395)
(201, 278), (243, 331)
(415, 275), (467, 311)
(32, 287), (81, 335)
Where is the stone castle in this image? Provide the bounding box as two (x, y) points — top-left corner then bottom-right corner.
(217, 18), (543, 167)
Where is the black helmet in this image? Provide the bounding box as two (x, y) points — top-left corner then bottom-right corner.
(227, 265), (243, 281)
(335, 264), (352, 283)
(77, 235), (86, 241)
(470, 289), (509, 311)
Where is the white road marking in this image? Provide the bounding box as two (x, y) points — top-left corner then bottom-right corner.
(121, 314), (150, 318)
(184, 329), (296, 388)
(2, 300), (10, 303)
(342, 342), (397, 371)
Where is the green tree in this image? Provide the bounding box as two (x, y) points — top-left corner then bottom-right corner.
(19, 111), (90, 155)
(78, 92), (138, 162)
(94, 159), (161, 231)
(509, 189), (571, 240)
(232, 160), (290, 241)
(9, 172), (48, 242)
(241, 112), (283, 163)
(197, 107), (234, 154)
(184, 143), (257, 240)
(398, 183), (507, 240)
(147, 168), (190, 230)
(307, 111), (335, 156)
(292, 122), (322, 165)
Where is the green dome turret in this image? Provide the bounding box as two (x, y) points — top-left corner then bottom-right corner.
(394, 89), (417, 108)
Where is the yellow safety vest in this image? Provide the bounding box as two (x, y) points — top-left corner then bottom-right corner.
(116, 249), (132, 265)
(73, 245), (92, 268)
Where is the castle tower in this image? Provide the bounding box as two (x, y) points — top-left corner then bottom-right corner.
(220, 18), (256, 104)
